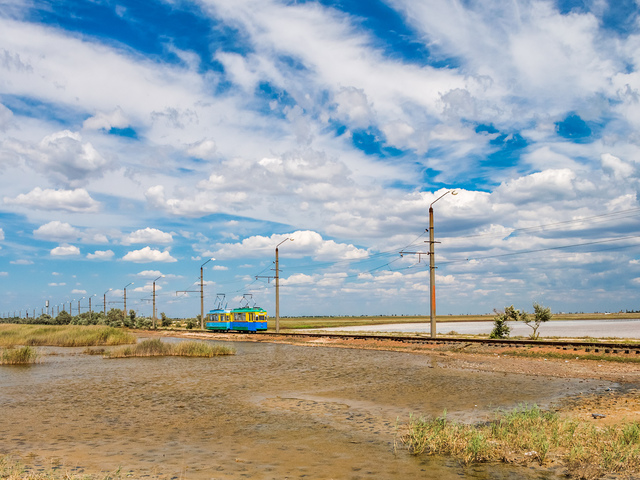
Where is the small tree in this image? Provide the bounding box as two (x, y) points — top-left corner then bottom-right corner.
(489, 305), (527, 339)
(489, 310), (511, 339)
(522, 303), (552, 340)
(160, 312), (172, 328)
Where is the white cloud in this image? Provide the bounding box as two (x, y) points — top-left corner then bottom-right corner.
(4, 187), (100, 212)
(122, 227), (173, 245)
(0, 272), (8, 277)
(83, 107), (129, 130)
(48, 282), (66, 286)
(601, 153), (635, 181)
(122, 246), (177, 263)
(212, 230), (368, 261)
(4, 130), (111, 186)
(212, 265), (228, 271)
(0, 228), (4, 241)
(0, 103), (13, 131)
(186, 139), (217, 160)
(71, 289), (87, 294)
(51, 244), (81, 256)
(136, 270), (163, 278)
(33, 221), (79, 242)
(87, 250), (114, 260)
(10, 259), (33, 265)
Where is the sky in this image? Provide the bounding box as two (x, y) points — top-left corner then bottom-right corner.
(1, 0), (640, 319)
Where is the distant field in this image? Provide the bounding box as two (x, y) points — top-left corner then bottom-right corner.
(271, 312), (639, 330)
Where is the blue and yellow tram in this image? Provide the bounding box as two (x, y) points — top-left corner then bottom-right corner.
(205, 306), (268, 332)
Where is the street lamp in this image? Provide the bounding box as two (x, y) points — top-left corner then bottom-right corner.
(275, 238), (294, 334)
(88, 294), (96, 322)
(78, 297), (85, 315)
(70, 300), (75, 316)
(103, 288), (112, 315)
(428, 190), (457, 339)
(123, 283), (133, 321)
(200, 258), (215, 329)
(152, 275), (165, 329)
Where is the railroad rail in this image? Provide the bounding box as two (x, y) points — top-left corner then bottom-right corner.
(269, 331), (640, 353)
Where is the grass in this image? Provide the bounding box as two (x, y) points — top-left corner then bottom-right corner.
(105, 338), (235, 358)
(0, 346), (38, 365)
(402, 404), (640, 479)
(0, 325), (136, 347)
(0, 454), (125, 479)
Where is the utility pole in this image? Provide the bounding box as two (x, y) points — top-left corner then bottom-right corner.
(123, 283), (133, 321)
(200, 259), (215, 329)
(428, 190), (457, 338)
(152, 275), (164, 328)
(103, 288), (112, 315)
(275, 238), (294, 334)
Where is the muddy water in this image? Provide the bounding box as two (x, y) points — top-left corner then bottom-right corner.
(0, 340), (611, 479)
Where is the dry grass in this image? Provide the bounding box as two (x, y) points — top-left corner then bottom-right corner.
(402, 404), (640, 479)
(0, 325), (136, 347)
(0, 455), (124, 479)
(0, 346), (38, 365)
(105, 338), (235, 358)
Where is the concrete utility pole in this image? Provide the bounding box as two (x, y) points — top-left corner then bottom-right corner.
(123, 283), (133, 321)
(103, 288), (112, 315)
(428, 190), (457, 338)
(152, 275), (164, 328)
(200, 259), (215, 329)
(275, 238), (294, 334)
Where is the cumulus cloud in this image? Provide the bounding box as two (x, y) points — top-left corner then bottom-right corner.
(4, 130), (112, 186)
(83, 107), (129, 130)
(212, 230), (368, 261)
(122, 247), (177, 263)
(186, 139), (217, 160)
(0, 228), (4, 241)
(0, 272), (8, 276)
(4, 187), (100, 212)
(122, 227), (173, 245)
(87, 250), (114, 260)
(51, 244), (81, 256)
(71, 289), (86, 294)
(33, 221), (79, 242)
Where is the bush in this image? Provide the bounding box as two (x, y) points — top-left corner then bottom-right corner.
(160, 312), (172, 328)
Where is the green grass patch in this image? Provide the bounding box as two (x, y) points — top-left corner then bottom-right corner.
(0, 324), (136, 347)
(402, 404), (640, 479)
(105, 339), (235, 358)
(0, 346), (38, 365)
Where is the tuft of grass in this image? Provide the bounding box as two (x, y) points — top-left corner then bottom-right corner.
(402, 404), (640, 479)
(0, 346), (38, 365)
(105, 339), (235, 358)
(0, 325), (136, 347)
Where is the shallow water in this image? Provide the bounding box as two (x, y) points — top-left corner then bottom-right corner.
(0, 340), (612, 479)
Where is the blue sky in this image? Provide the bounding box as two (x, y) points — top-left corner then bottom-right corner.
(1, 0), (640, 319)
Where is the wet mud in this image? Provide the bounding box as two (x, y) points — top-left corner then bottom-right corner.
(0, 340), (615, 479)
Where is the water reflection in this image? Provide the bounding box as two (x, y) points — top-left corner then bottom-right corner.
(0, 339), (608, 479)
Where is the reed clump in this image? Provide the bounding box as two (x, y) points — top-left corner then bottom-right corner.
(402, 404), (640, 479)
(105, 339), (235, 358)
(0, 346), (38, 365)
(0, 325), (136, 347)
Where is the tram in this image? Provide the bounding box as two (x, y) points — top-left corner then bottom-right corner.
(205, 295), (268, 333)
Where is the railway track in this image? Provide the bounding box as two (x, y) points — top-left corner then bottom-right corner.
(271, 331), (640, 353)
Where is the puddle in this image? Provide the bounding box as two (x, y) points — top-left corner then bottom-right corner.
(0, 340), (610, 479)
